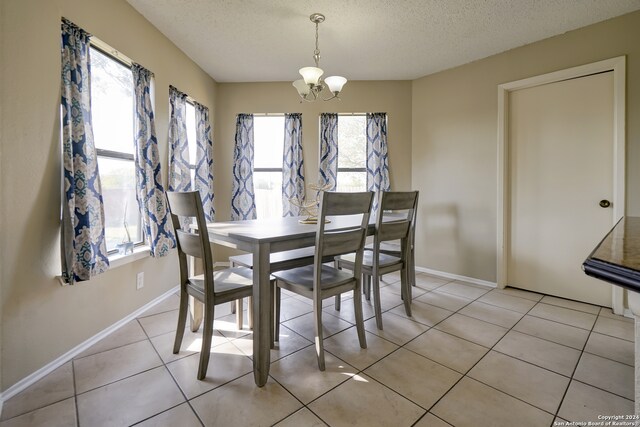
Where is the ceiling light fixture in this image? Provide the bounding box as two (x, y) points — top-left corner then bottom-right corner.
(293, 13), (347, 102)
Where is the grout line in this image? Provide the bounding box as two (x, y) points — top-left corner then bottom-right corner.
(569, 378), (635, 402)
(413, 286), (567, 424)
(135, 314), (206, 427)
(551, 306), (599, 424)
(72, 361), (80, 427)
(582, 347), (634, 367)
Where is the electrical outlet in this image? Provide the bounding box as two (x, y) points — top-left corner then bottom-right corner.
(136, 272), (144, 290)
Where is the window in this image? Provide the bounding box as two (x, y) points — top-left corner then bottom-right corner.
(337, 115), (367, 192)
(90, 46), (143, 253)
(253, 116), (284, 219)
(185, 101), (197, 183)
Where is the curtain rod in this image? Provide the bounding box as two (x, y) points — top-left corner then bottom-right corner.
(90, 36), (133, 67)
(252, 112), (369, 117)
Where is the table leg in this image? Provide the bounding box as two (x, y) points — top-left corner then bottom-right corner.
(628, 291), (640, 418)
(252, 242), (271, 386)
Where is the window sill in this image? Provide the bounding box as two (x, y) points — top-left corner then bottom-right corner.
(108, 245), (151, 269)
(57, 245), (151, 286)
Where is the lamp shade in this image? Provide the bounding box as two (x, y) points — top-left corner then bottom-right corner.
(325, 76), (347, 93)
(292, 79), (310, 96)
(299, 67), (323, 86)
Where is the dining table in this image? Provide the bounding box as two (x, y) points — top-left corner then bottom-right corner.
(205, 212), (411, 386)
(205, 215), (378, 386)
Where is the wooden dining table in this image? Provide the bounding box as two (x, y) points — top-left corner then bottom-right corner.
(206, 213), (408, 386)
(204, 215), (370, 386)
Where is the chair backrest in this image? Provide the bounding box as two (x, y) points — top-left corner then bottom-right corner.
(375, 191), (419, 256)
(166, 191), (214, 291)
(314, 191), (374, 287)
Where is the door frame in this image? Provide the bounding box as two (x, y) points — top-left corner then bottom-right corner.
(496, 56), (626, 312)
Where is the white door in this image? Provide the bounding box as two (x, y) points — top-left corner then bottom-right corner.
(508, 71), (615, 307)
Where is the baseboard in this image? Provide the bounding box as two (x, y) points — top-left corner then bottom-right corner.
(415, 266), (497, 288)
(1, 286), (179, 403)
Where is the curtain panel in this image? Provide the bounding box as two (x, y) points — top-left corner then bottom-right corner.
(319, 113), (338, 191)
(231, 113), (257, 220)
(366, 112), (391, 214)
(132, 64), (176, 257)
(282, 113), (305, 216)
(167, 85), (191, 193)
(60, 18), (110, 284)
(194, 102), (215, 221)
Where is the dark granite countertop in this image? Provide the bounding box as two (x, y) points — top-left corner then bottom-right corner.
(583, 217), (640, 293)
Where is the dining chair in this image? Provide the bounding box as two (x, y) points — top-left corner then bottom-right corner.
(363, 191), (419, 293)
(335, 191), (419, 330)
(272, 191), (374, 370)
(166, 190), (256, 380)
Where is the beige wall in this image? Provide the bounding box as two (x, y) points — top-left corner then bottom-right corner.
(215, 81), (413, 220)
(0, 0), (217, 390)
(412, 11), (640, 282)
(213, 81), (412, 258)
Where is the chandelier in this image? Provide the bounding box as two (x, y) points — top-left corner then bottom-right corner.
(292, 13), (347, 102)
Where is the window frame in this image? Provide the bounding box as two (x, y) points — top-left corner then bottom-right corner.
(90, 41), (145, 255)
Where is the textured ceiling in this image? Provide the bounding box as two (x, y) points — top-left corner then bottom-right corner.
(126, 0), (640, 82)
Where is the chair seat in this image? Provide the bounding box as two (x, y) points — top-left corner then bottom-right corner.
(273, 264), (354, 293)
(188, 267), (254, 302)
(337, 251), (402, 269)
(229, 247), (316, 272)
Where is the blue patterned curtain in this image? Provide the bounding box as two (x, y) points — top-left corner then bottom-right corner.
(60, 18), (109, 284)
(319, 113), (338, 191)
(282, 113), (305, 216)
(366, 112), (391, 214)
(132, 64), (176, 257)
(168, 86), (191, 193)
(194, 102), (215, 221)
(231, 113), (256, 220)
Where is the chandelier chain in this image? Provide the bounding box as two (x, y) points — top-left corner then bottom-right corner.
(314, 20), (321, 67)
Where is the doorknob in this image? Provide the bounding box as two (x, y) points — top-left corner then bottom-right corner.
(599, 200), (611, 208)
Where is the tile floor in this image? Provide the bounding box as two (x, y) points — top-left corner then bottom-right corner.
(0, 272), (635, 426)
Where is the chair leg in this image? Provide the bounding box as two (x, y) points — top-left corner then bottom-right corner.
(236, 299), (243, 330)
(269, 287), (275, 348)
(334, 259), (341, 311)
(247, 296), (254, 330)
(313, 297), (326, 371)
(372, 274), (384, 330)
(173, 288), (189, 354)
(274, 285), (281, 343)
(364, 275), (372, 301)
(353, 285), (367, 349)
(402, 266), (412, 317)
(189, 296), (203, 332)
(409, 247), (416, 288)
(197, 304), (214, 380)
